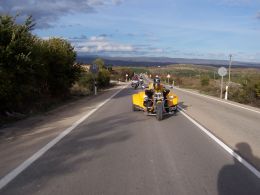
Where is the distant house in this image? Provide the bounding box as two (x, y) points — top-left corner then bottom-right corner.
(81, 64), (91, 72)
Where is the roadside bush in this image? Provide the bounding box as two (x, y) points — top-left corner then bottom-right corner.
(228, 79), (259, 105)
(0, 15), (82, 115)
(110, 71), (121, 81)
(77, 73), (94, 89)
(97, 69), (110, 88)
(114, 68), (134, 81)
(37, 38), (81, 97)
(201, 75), (210, 86)
(71, 73), (94, 96)
(254, 82), (260, 98)
(175, 77), (183, 86)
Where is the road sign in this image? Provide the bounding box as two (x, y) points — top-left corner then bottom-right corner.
(90, 64), (99, 74)
(218, 67), (227, 77)
(218, 67), (227, 99)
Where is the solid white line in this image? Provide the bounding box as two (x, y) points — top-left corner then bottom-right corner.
(0, 84), (128, 190)
(178, 106), (260, 178)
(172, 86), (260, 114)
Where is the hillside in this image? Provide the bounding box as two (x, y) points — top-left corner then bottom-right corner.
(77, 56), (260, 68)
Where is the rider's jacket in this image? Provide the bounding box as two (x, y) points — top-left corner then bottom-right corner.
(148, 83), (165, 93)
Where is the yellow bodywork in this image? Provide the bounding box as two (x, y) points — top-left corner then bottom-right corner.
(132, 91), (146, 109)
(132, 83), (178, 110)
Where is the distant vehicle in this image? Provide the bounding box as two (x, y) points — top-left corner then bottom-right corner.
(139, 78), (144, 85)
(131, 79), (139, 89)
(132, 74), (139, 81)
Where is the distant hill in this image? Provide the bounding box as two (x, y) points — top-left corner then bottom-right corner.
(77, 55), (260, 68)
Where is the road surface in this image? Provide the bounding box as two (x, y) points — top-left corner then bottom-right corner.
(0, 86), (259, 195)
(171, 86), (260, 170)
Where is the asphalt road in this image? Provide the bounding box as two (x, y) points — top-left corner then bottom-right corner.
(1, 86), (259, 195)
(170, 86), (260, 170)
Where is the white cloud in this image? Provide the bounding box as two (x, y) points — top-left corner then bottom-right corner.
(74, 36), (134, 53)
(152, 48), (164, 53)
(69, 35), (167, 56)
(89, 36), (106, 42)
(0, 0), (123, 28)
(69, 35), (260, 62)
(89, 0), (123, 6)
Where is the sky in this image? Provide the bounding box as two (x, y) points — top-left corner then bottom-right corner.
(1, 0), (260, 62)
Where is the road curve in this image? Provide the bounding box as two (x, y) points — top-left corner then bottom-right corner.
(0, 86), (259, 195)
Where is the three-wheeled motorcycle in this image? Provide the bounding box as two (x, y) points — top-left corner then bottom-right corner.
(132, 83), (178, 121)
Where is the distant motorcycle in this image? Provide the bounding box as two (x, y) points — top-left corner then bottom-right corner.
(139, 78), (144, 85)
(131, 80), (139, 89)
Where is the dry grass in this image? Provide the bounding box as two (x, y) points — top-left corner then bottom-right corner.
(145, 64), (260, 108)
(70, 83), (92, 96)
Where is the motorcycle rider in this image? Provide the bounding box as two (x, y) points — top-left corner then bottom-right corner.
(148, 76), (169, 93)
(131, 74), (139, 89)
(144, 76), (170, 107)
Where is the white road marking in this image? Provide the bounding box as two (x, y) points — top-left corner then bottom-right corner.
(145, 77), (260, 177)
(172, 86), (260, 114)
(0, 84), (128, 190)
(178, 106), (260, 178)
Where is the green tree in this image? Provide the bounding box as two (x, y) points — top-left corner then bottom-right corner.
(93, 58), (105, 69)
(77, 72), (94, 92)
(97, 69), (110, 88)
(0, 15), (37, 112)
(0, 15), (81, 115)
(118, 68), (134, 81)
(38, 38), (81, 96)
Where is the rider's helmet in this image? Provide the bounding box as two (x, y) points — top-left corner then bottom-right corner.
(153, 77), (161, 90)
(132, 75), (138, 81)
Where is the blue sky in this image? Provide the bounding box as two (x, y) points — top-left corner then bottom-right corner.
(1, 0), (260, 62)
